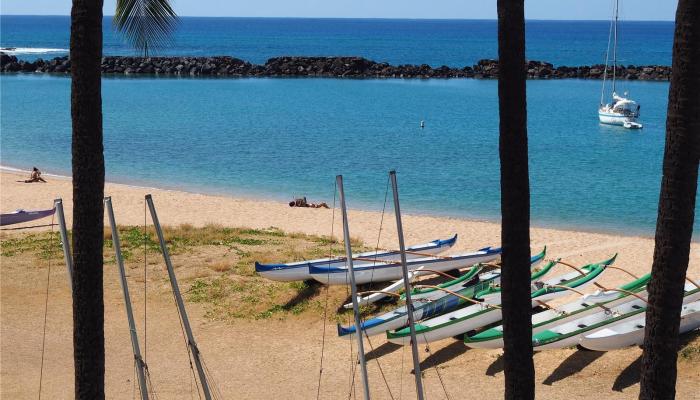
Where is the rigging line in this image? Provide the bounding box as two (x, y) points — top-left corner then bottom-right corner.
(133, 361), (137, 400)
(171, 274), (202, 400)
(368, 175), (391, 289)
(601, 0), (615, 105)
(37, 213), (56, 400)
(316, 179), (338, 400)
(423, 344), (451, 400)
(363, 331), (395, 400)
(200, 356), (224, 400)
(143, 200), (148, 365)
(398, 335), (406, 400)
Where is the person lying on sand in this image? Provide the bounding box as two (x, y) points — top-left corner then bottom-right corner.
(289, 197), (329, 209)
(23, 167), (47, 183)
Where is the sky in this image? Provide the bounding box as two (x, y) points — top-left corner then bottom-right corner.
(0, 0), (678, 21)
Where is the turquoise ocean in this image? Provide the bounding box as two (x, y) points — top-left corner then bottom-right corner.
(1, 16), (697, 235)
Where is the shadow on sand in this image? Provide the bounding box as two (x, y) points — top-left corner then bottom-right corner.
(612, 354), (641, 392)
(611, 329), (700, 392)
(365, 342), (403, 362)
(486, 353), (504, 376)
(283, 279), (322, 310)
(413, 340), (469, 373)
(542, 348), (605, 385)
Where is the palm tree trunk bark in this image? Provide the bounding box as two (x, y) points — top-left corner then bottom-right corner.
(497, 1), (535, 399)
(70, 0), (105, 398)
(639, 2), (700, 399)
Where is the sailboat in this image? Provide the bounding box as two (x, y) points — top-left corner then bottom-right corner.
(598, 0), (643, 129)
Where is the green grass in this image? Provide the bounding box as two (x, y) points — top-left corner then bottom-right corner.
(2, 224), (372, 322)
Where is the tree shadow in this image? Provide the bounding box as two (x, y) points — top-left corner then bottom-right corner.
(542, 348), (605, 385)
(413, 340), (469, 373)
(609, 330), (700, 393)
(485, 353), (504, 376)
(612, 354), (641, 392)
(282, 279), (321, 310)
(365, 342), (403, 362)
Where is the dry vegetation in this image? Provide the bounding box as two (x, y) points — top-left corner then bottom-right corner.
(0, 224), (399, 324)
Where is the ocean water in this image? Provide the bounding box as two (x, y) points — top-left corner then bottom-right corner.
(1, 16), (673, 66)
(1, 17), (695, 235)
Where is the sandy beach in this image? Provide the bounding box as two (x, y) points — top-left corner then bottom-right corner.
(1, 168), (699, 399)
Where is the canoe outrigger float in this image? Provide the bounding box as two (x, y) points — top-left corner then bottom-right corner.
(387, 256), (615, 345)
(337, 253), (549, 339)
(311, 246), (501, 285)
(465, 271), (651, 349)
(532, 281), (700, 350)
(254, 234), (457, 282)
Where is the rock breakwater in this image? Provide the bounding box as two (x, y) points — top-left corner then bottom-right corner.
(0, 53), (671, 80)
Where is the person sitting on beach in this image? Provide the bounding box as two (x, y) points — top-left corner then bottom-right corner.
(289, 197), (329, 209)
(24, 167), (47, 183)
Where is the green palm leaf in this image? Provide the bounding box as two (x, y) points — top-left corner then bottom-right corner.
(114, 0), (178, 56)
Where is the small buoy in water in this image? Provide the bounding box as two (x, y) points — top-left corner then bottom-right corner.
(420, 120), (425, 129)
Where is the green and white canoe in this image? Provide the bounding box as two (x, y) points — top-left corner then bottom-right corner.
(405, 247), (547, 302)
(531, 282), (700, 350)
(387, 255), (615, 345)
(465, 272), (651, 349)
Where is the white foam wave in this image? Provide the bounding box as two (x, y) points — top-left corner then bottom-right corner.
(0, 47), (68, 55)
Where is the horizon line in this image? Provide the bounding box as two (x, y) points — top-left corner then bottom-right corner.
(0, 14), (675, 23)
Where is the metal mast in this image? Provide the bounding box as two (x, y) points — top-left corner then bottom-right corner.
(105, 197), (149, 400)
(612, 0), (619, 94)
(54, 199), (73, 289)
(146, 195), (212, 400)
(336, 175), (371, 400)
(389, 171), (424, 400)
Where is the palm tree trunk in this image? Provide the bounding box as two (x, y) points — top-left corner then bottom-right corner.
(639, 2), (700, 399)
(497, 1), (534, 399)
(70, 0), (105, 398)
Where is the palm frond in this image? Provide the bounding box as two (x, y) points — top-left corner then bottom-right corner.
(114, 0), (178, 56)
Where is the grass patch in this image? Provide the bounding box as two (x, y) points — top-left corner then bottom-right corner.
(2, 224), (372, 323)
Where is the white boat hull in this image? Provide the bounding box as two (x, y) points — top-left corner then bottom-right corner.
(580, 299), (700, 351)
(312, 252), (499, 285)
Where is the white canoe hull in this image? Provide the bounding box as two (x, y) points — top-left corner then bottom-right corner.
(256, 235), (457, 281)
(580, 299), (700, 351)
(466, 288), (641, 349)
(312, 252), (499, 285)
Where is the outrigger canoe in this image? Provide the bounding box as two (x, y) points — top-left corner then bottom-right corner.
(580, 297), (700, 351)
(311, 246), (501, 285)
(387, 256), (614, 345)
(254, 234), (457, 282)
(532, 282), (700, 350)
(0, 207), (55, 226)
(337, 254), (548, 339)
(465, 272), (651, 349)
(406, 247), (546, 302)
(343, 247), (545, 309)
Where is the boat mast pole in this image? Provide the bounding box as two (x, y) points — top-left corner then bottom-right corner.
(388, 171), (425, 400)
(145, 195), (212, 400)
(600, 0), (615, 105)
(336, 175), (371, 400)
(105, 197), (149, 400)
(612, 0), (619, 95)
(54, 198), (73, 290)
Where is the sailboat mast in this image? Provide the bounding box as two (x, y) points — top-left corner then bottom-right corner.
(146, 195), (213, 400)
(54, 198), (73, 290)
(336, 175), (371, 400)
(612, 0), (619, 94)
(105, 197), (149, 400)
(388, 171), (425, 400)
